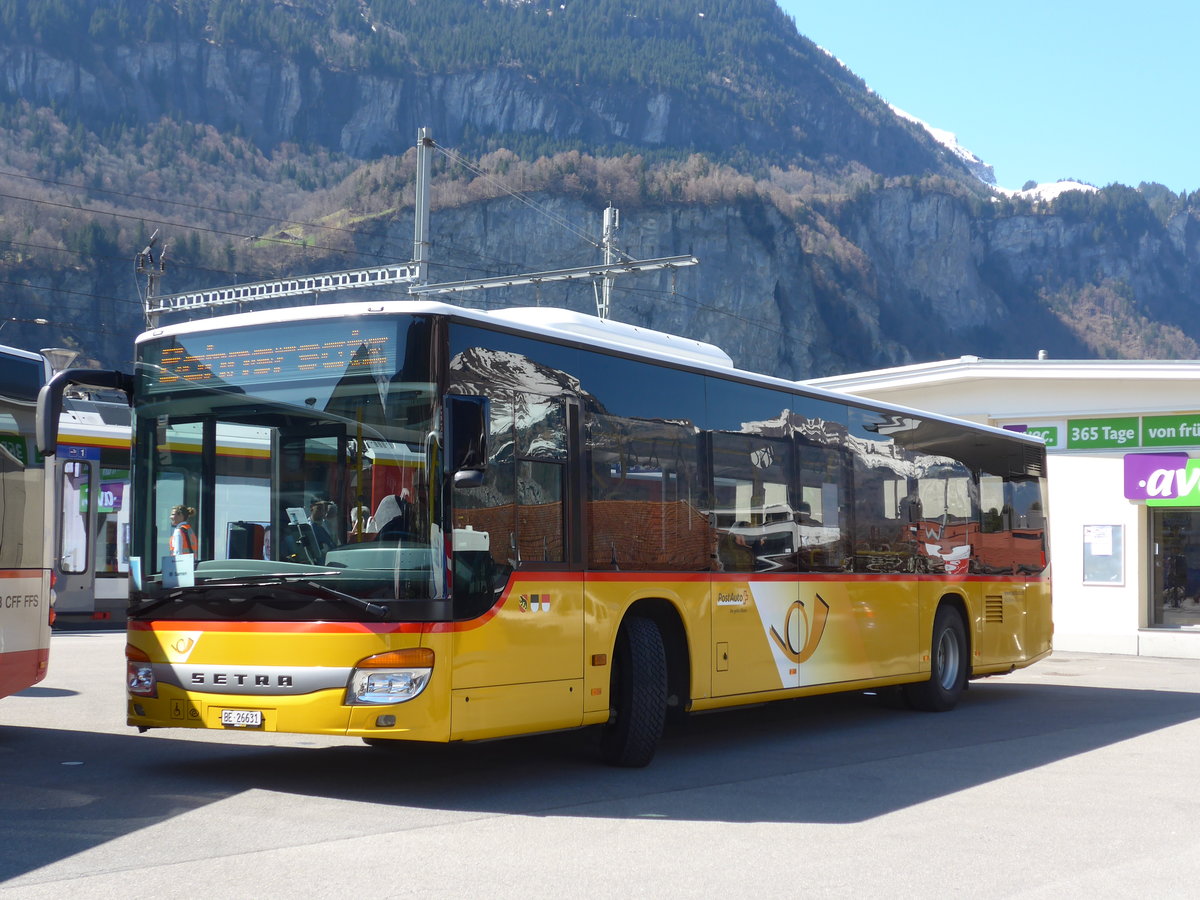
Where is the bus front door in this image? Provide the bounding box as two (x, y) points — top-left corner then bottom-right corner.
(51, 452), (99, 616)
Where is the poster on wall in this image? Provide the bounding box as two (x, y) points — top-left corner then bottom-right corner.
(1083, 525), (1124, 585)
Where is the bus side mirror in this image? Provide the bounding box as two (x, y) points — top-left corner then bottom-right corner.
(36, 368), (133, 455)
(446, 395), (488, 488)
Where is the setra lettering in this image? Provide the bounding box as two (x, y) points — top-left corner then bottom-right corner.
(190, 672), (295, 686)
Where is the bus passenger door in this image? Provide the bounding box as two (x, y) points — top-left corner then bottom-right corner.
(709, 431), (802, 697)
(50, 450), (99, 616)
(449, 392), (584, 740)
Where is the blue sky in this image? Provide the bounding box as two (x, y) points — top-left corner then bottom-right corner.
(776, 1), (1199, 193)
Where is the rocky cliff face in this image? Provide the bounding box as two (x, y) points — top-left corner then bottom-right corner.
(6, 174), (1199, 379)
(0, 31), (961, 178)
(2, 7), (1197, 378)
(341, 186), (1200, 381)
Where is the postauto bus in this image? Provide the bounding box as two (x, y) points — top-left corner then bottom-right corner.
(38, 302), (1051, 765)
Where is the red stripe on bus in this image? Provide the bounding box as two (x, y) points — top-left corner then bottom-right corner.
(0, 648), (50, 696)
(128, 569), (1047, 636)
(129, 619), (428, 635)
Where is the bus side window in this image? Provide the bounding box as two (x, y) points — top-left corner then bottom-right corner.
(795, 442), (850, 571)
(709, 432), (792, 573)
(514, 393), (566, 564)
(588, 413), (705, 571)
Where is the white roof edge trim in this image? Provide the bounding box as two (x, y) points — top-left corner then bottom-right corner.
(0, 343), (47, 362)
(135, 299), (465, 343)
(488, 307), (734, 368)
(136, 300), (735, 369)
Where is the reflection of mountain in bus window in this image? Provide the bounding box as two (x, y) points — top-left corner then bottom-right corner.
(325, 343), (389, 425)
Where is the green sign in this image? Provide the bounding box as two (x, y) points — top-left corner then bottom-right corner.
(1025, 425), (1059, 447)
(1147, 458), (1200, 506)
(1066, 417), (1140, 450)
(1142, 414), (1200, 448)
(0, 434), (28, 467)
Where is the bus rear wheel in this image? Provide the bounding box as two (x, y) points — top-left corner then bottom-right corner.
(600, 615), (667, 767)
(904, 605), (967, 712)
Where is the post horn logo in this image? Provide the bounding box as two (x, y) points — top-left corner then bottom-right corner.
(769, 594), (830, 664)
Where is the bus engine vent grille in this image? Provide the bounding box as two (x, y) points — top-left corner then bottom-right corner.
(985, 595), (1005, 623)
(1023, 447), (1046, 477)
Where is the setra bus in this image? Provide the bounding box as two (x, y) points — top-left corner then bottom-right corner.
(0, 344), (53, 699)
(37, 301), (1051, 765)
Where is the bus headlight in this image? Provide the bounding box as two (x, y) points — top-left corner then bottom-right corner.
(126, 644), (157, 698)
(347, 648), (434, 705)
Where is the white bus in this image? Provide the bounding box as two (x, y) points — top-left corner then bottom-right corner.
(51, 397), (133, 622)
(0, 344), (53, 699)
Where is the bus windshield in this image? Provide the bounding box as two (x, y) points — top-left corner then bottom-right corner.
(130, 315), (445, 621)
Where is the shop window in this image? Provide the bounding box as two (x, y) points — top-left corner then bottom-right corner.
(1151, 510), (1200, 627)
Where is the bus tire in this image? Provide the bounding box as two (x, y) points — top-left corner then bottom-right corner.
(600, 615), (667, 767)
(904, 605), (967, 712)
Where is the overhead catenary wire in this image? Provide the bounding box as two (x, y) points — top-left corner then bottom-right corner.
(0, 186), (576, 288)
(0, 189), (408, 263)
(1, 139), (643, 281)
(0, 140), (777, 352)
(433, 141), (630, 257)
(0, 157), (627, 279)
(0, 166), (413, 256)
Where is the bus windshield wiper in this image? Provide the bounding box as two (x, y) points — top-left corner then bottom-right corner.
(128, 573), (336, 616)
(129, 575), (389, 619)
(303, 581), (389, 619)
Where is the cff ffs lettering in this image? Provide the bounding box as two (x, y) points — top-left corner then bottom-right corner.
(3, 594), (39, 608)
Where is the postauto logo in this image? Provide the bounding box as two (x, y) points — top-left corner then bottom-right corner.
(1124, 452), (1200, 506)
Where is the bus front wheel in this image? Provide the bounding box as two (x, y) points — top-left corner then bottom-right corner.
(904, 605), (967, 712)
(600, 615), (667, 767)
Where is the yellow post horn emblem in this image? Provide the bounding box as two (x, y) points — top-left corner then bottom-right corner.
(769, 594), (830, 664)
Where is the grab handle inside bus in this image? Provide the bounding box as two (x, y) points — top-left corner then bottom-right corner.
(36, 367), (134, 456)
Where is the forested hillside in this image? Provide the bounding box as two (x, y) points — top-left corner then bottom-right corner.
(1, 0), (1198, 377)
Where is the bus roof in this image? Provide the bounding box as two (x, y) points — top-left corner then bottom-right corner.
(137, 301), (1043, 448)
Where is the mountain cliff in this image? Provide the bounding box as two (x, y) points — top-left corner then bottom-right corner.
(1, 0), (1198, 378)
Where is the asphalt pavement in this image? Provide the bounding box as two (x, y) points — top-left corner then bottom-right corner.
(3, 630), (1200, 898)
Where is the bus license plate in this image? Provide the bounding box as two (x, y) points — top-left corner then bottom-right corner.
(220, 709), (263, 728)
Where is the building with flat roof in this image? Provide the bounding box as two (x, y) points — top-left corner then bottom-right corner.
(809, 357), (1200, 659)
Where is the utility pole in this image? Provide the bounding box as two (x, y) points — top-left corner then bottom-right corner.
(143, 129), (698, 325)
(413, 127), (433, 286)
(596, 206), (619, 320)
(136, 229), (166, 324)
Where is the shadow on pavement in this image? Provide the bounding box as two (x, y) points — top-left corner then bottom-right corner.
(3, 677), (1200, 881)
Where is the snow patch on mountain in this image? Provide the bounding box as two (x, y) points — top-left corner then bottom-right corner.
(996, 179), (1100, 201)
(890, 106), (995, 185)
(891, 106), (1098, 201)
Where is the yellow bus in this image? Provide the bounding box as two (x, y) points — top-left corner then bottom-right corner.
(39, 302), (1051, 765)
(0, 344), (53, 700)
